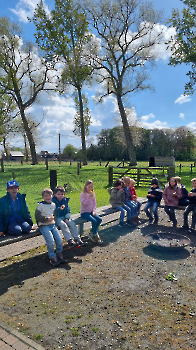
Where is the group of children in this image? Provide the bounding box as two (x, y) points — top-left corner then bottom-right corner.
(0, 176), (196, 266)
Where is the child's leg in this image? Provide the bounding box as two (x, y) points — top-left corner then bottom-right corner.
(51, 225), (63, 255)
(125, 201), (137, 217)
(164, 205), (171, 219)
(56, 217), (72, 242)
(191, 206), (196, 229)
(136, 201), (142, 214)
(81, 212), (102, 235)
(116, 206), (126, 223)
(144, 202), (153, 219)
(123, 204), (132, 221)
(92, 214), (102, 232)
(152, 202), (159, 222)
(7, 218), (31, 235)
(40, 225), (57, 259)
(183, 205), (192, 227)
(67, 219), (80, 240)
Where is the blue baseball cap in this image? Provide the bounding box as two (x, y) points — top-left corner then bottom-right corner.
(7, 180), (19, 189)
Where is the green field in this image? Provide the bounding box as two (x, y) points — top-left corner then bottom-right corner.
(0, 160), (195, 223)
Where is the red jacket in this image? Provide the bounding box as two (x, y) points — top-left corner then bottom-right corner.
(130, 187), (137, 200)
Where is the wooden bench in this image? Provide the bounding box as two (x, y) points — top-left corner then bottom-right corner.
(0, 198), (147, 247)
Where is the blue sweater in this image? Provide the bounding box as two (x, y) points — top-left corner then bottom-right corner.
(147, 186), (162, 204)
(52, 196), (71, 220)
(0, 192), (33, 233)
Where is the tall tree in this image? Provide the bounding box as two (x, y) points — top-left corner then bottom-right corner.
(0, 16), (57, 164)
(84, 0), (165, 165)
(33, 0), (96, 165)
(168, 0), (196, 94)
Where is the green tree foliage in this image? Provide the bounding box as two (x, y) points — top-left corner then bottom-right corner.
(33, 0), (96, 165)
(84, 0), (165, 165)
(63, 144), (78, 159)
(0, 16), (57, 164)
(168, 0), (196, 94)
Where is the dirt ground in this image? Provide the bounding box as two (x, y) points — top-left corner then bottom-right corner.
(0, 207), (196, 350)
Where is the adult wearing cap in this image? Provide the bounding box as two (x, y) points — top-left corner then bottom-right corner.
(0, 180), (33, 236)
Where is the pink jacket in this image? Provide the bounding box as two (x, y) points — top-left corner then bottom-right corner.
(163, 184), (181, 207)
(80, 192), (96, 214)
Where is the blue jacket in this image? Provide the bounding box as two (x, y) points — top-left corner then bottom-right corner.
(147, 186), (163, 204)
(189, 188), (196, 205)
(0, 192), (33, 233)
(52, 196), (71, 220)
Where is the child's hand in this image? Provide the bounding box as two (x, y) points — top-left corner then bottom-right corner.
(173, 192), (177, 197)
(188, 192), (194, 197)
(93, 211), (96, 216)
(60, 205), (65, 210)
(0, 232), (5, 237)
(65, 219), (69, 224)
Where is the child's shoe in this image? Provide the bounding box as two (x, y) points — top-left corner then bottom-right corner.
(130, 218), (137, 225)
(134, 217), (141, 224)
(67, 238), (77, 249)
(149, 216), (153, 224)
(89, 232), (103, 244)
(56, 252), (68, 264)
(50, 256), (60, 267)
(74, 238), (88, 247)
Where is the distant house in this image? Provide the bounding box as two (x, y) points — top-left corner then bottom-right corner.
(3, 151), (24, 162)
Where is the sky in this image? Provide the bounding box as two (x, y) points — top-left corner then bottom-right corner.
(1, 0), (196, 154)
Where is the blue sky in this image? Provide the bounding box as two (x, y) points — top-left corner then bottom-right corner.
(1, 0), (196, 153)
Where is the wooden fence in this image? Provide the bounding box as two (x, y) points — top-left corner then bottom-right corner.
(108, 166), (175, 187)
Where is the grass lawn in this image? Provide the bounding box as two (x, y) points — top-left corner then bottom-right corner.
(0, 160), (195, 223)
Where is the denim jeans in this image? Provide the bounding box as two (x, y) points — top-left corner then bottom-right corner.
(8, 218), (31, 236)
(124, 201), (138, 217)
(145, 201), (159, 221)
(164, 205), (176, 223)
(81, 212), (102, 235)
(116, 205), (132, 222)
(40, 224), (63, 259)
(56, 217), (79, 241)
(184, 204), (196, 228)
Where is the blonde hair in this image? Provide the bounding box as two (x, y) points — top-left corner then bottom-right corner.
(191, 178), (196, 183)
(42, 188), (53, 197)
(175, 176), (181, 183)
(123, 176), (130, 185)
(83, 180), (94, 193)
(129, 178), (135, 186)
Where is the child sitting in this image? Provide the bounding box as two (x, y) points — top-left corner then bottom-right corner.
(144, 178), (162, 224)
(129, 178), (142, 217)
(163, 177), (181, 228)
(175, 176), (189, 206)
(0, 180), (33, 236)
(183, 178), (196, 232)
(108, 179), (132, 226)
(122, 176), (140, 225)
(35, 188), (66, 267)
(80, 180), (103, 244)
(52, 186), (87, 248)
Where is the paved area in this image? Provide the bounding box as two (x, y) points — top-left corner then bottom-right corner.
(0, 321), (45, 350)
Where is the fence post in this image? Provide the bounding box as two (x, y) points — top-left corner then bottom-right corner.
(1, 158), (4, 172)
(77, 162), (80, 175)
(45, 158), (48, 170)
(191, 164), (193, 172)
(137, 168), (140, 186)
(50, 170), (57, 192)
(167, 166), (175, 179)
(13, 172), (15, 180)
(108, 166), (113, 186)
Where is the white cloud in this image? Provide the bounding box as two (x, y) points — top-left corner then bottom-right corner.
(9, 0), (50, 23)
(187, 122), (196, 130)
(140, 113), (155, 122)
(179, 113), (185, 119)
(140, 119), (168, 129)
(175, 95), (192, 104)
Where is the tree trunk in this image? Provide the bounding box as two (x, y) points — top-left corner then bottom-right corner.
(116, 93), (136, 166)
(77, 87), (87, 165)
(20, 109), (38, 165)
(3, 137), (9, 161)
(23, 133), (29, 162)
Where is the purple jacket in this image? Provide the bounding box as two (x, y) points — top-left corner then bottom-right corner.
(163, 184), (181, 207)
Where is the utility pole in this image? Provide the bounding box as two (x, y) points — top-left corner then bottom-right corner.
(59, 133), (61, 164)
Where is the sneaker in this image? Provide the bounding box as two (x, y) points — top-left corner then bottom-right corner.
(126, 220), (133, 226)
(89, 232), (103, 244)
(67, 238), (77, 249)
(134, 217), (141, 224)
(56, 252), (68, 264)
(149, 217), (153, 224)
(130, 218), (137, 225)
(74, 238), (88, 247)
(50, 257), (60, 267)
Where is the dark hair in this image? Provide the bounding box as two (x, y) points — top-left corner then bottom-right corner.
(169, 177), (177, 188)
(54, 186), (65, 194)
(114, 179), (123, 187)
